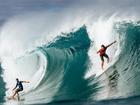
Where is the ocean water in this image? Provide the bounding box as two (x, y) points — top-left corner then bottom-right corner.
(0, 11), (140, 105)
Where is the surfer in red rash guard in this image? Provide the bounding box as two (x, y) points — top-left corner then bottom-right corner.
(97, 41), (117, 70)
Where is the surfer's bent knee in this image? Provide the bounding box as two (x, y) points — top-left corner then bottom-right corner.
(100, 55), (104, 62)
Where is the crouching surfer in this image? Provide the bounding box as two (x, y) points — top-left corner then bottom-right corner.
(8, 78), (30, 101)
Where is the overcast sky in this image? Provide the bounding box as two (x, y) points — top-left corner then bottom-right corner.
(0, 0), (139, 23)
(0, 0), (71, 23)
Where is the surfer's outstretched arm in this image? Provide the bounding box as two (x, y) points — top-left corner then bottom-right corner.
(21, 81), (30, 83)
(106, 41), (117, 48)
(12, 84), (17, 90)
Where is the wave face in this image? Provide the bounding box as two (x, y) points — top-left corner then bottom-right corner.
(23, 26), (99, 104)
(0, 26), (98, 104)
(96, 21), (140, 100)
(0, 18), (140, 105)
(34, 26), (98, 103)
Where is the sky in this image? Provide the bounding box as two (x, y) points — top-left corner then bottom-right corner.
(0, 0), (139, 24)
(0, 0), (71, 24)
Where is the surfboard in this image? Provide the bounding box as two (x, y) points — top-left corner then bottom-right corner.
(98, 69), (107, 77)
(7, 96), (25, 101)
(7, 97), (16, 100)
(97, 63), (111, 77)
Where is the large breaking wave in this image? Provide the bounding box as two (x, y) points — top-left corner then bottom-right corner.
(0, 14), (140, 104)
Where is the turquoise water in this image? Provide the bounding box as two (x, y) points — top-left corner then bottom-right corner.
(0, 21), (140, 105)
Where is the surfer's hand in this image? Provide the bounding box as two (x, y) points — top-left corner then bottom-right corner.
(23, 81), (30, 83)
(26, 81), (30, 83)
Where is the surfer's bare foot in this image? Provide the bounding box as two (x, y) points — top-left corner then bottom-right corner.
(11, 97), (15, 99)
(8, 96), (14, 100)
(9, 96), (13, 99)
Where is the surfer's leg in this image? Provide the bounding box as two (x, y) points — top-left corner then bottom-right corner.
(101, 61), (104, 70)
(12, 89), (18, 99)
(104, 54), (109, 63)
(100, 55), (104, 70)
(16, 89), (22, 100)
(17, 92), (20, 101)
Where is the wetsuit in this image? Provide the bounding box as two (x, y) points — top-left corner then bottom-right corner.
(98, 47), (109, 61)
(15, 81), (23, 91)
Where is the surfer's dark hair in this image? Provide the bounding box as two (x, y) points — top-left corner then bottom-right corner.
(101, 44), (106, 48)
(16, 78), (19, 81)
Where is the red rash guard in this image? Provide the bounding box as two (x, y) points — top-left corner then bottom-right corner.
(98, 47), (107, 56)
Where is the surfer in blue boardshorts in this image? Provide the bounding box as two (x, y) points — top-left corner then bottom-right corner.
(10, 78), (29, 100)
(97, 41), (117, 70)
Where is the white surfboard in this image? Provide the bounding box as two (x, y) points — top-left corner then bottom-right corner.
(7, 96), (25, 101)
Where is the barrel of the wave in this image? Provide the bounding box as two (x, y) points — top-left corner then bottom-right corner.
(23, 26), (99, 104)
(46, 26), (98, 102)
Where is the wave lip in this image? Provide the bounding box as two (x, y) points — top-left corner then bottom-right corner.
(17, 26), (98, 104)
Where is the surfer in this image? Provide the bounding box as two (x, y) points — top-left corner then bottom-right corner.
(97, 41), (117, 70)
(10, 78), (29, 100)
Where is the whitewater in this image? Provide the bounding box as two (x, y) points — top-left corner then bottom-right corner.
(0, 12), (140, 105)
